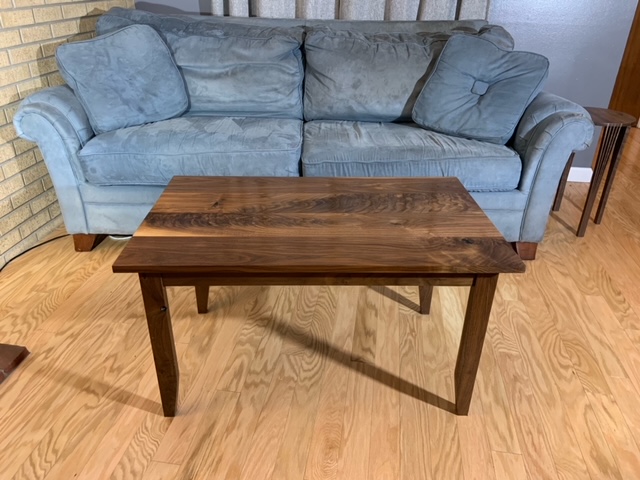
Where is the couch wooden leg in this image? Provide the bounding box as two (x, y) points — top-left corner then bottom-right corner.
(513, 242), (538, 260)
(73, 234), (107, 252)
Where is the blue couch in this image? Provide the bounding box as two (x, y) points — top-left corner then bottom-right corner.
(14, 8), (594, 259)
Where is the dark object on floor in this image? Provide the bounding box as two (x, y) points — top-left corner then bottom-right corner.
(0, 344), (30, 384)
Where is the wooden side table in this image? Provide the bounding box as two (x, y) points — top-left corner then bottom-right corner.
(553, 107), (636, 237)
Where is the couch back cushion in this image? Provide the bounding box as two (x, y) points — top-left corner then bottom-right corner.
(56, 24), (188, 134)
(303, 26), (514, 122)
(97, 9), (304, 119)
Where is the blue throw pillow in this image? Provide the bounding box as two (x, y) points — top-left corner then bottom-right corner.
(412, 34), (549, 144)
(56, 24), (188, 134)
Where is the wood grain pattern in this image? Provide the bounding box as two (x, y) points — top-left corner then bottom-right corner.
(113, 177), (524, 275)
(3, 132), (640, 478)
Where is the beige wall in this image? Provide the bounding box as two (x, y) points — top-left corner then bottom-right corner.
(0, 0), (134, 269)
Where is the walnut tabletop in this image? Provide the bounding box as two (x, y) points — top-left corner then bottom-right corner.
(113, 176), (525, 276)
(113, 176), (525, 417)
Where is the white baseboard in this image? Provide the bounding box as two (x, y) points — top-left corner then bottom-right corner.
(568, 167), (593, 183)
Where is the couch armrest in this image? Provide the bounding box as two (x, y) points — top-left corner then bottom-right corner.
(512, 92), (594, 242)
(13, 86), (95, 233)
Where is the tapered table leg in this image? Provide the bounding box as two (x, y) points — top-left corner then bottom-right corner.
(419, 285), (433, 314)
(454, 274), (499, 415)
(195, 285), (209, 314)
(595, 127), (629, 224)
(552, 152), (574, 212)
(139, 274), (179, 417)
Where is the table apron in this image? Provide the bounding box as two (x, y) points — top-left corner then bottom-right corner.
(158, 275), (477, 287)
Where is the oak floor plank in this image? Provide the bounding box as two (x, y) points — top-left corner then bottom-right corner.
(351, 287), (379, 364)
(203, 286), (298, 479)
(239, 355), (297, 480)
(585, 390), (640, 479)
(272, 286), (339, 480)
(152, 286), (267, 465)
(399, 311), (432, 480)
(368, 287), (401, 480)
(492, 452), (529, 480)
(422, 289), (465, 480)
(139, 461), (181, 480)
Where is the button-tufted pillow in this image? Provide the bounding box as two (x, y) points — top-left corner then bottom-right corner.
(56, 24), (188, 134)
(412, 34), (549, 145)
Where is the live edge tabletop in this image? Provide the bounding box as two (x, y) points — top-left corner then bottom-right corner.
(113, 176), (525, 417)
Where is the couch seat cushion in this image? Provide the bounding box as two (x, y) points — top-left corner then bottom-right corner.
(56, 24), (188, 135)
(302, 121), (521, 192)
(79, 116), (302, 186)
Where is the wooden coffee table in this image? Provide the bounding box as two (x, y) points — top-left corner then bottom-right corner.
(113, 176), (525, 417)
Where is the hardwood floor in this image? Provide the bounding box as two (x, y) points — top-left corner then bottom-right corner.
(1, 130), (640, 479)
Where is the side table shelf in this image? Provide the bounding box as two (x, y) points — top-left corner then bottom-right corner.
(553, 107), (636, 237)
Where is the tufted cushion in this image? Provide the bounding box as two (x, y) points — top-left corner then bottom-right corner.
(412, 34), (549, 144)
(303, 26), (515, 123)
(56, 25), (188, 135)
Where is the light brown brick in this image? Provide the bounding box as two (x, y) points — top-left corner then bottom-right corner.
(42, 174), (53, 190)
(62, 3), (87, 19)
(1, 10), (36, 28)
(17, 77), (47, 99)
(34, 148), (44, 162)
(0, 143), (14, 163)
(0, 30), (22, 50)
(0, 228), (22, 254)
(3, 104), (17, 124)
(35, 216), (62, 240)
(15, 0), (46, 6)
(51, 19), (79, 38)
(0, 197), (12, 217)
(10, 178), (44, 209)
(34, 6), (63, 23)
(0, 203), (30, 234)
(29, 55), (57, 76)
(0, 123), (18, 144)
(28, 186), (55, 213)
(0, 173), (25, 200)
(78, 16), (97, 33)
(46, 71), (65, 87)
(2, 150), (35, 178)
(21, 160), (48, 184)
(0, 64), (32, 87)
(48, 200), (60, 218)
(41, 39), (65, 57)
(20, 24), (52, 44)
(13, 138), (35, 156)
(19, 207), (50, 237)
(0, 52), (9, 69)
(0, 0), (13, 8)
(8, 44), (42, 65)
(0, 85), (19, 107)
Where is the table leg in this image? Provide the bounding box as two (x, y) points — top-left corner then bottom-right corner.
(552, 152), (574, 212)
(454, 274), (499, 415)
(595, 127), (629, 224)
(577, 125), (621, 237)
(139, 274), (179, 417)
(195, 285), (209, 314)
(419, 285), (433, 314)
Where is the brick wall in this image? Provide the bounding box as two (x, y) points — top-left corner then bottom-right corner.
(0, 0), (134, 269)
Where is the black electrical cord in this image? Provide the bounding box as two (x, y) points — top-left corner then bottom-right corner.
(0, 234), (70, 274)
